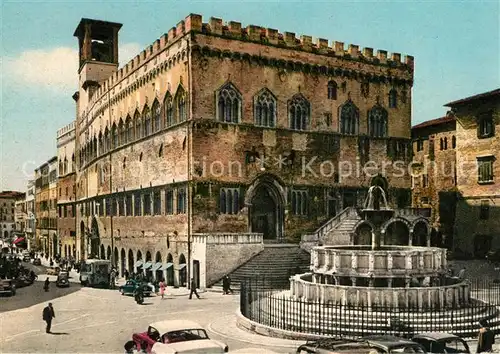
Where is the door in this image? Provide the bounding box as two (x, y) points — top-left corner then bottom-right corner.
(193, 260), (200, 289)
(343, 191), (356, 208)
(327, 197), (337, 218)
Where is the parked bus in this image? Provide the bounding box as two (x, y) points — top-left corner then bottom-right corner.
(79, 259), (111, 287)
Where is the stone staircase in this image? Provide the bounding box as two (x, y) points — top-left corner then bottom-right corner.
(208, 244), (311, 292)
(301, 207), (361, 252)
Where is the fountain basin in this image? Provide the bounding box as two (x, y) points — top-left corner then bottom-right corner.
(290, 273), (470, 309)
(312, 245), (447, 278)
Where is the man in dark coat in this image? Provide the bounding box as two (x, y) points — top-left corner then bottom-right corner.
(42, 303), (55, 333)
(189, 278), (200, 299)
(477, 319), (495, 353)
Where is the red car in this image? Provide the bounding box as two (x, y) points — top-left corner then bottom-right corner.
(131, 320), (228, 353)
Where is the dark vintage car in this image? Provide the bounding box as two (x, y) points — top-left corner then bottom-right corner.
(0, 279), (16, 296)
(56, 271), (70, 288)
(119, 279), (152, 296)
(412, 333), (470, 353)
(32, 258), (41, 266)
(297, 336), (426, 353)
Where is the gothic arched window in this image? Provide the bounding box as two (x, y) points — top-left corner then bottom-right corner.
(125, 115), (133, 143)
(389, 89), (398, 108)
(134, 110), (142, 139)
(152, 99), (161, 132)
(452, 135), (456, 149)
(327, 81), (337, 100)
(93, 136), (97, 159)
(289, 93), (310, 131)
(118, 119), (125, 146)
(339, 100), (359, 135)
(143, 106), (151, 137)
(98, 131), (103, 156)
(175, 87), (187, 122)
(164, 92), (173, 127)
(368, 105), (388, 137)
(254, 88), (276, 127)
(217, 82), (241, 123)
(111, 123), (118, 149)
(104, 127), (110, 152)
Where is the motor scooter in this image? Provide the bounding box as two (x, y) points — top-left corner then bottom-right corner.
(134, 291), (144, 305)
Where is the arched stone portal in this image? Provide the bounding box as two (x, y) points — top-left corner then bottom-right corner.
(179, 254), (187, 287)
(107, 246), (111, 260)
(354, 223), (373, 245)
(413, 221), (429, 246)
(246, 174), (285, 241)
(120, 249), (126, 277)
(128, 249), (134, 273)
(52, 234), (58, 258)
(100, 245), (105, 259)
(89, 217), (100, 258)
(166, 254), (174, 286)
(80, 222), (86, 260)
(114, 247), (118, 267)
(384, 220), (410, 245)
(155, 252), (163, 281)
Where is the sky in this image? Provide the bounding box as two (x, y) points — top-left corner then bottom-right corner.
(1, 0), (499, 192)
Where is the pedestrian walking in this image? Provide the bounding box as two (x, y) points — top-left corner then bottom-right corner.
(44, 277), (50, 292)
(124, 269), (129, 280)
(42, 303), (55, 333)
(226, 275), (234, 294)
(189, 278), (200, 299)
(222, 276), (228, 295)
(159, 279), (166, 300)
(477, 319), (495, 353)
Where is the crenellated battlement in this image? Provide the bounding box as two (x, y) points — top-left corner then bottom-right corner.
(87, 13), (414, 123)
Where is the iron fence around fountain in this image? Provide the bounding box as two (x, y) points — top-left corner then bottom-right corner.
(240, 277), (500, 339)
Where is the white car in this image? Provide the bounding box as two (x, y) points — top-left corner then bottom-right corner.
(131, 320), (228, 354)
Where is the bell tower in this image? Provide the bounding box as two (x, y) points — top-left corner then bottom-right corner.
(73, 19), (122, 98)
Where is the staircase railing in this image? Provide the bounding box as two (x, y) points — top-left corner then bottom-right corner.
(301, 207), (357, 245)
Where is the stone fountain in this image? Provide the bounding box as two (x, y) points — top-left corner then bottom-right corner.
(239, 186), (500, 339)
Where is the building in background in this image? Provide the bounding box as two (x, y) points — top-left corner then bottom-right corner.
(445, 89), (500, 257)
(0, 191), (25, 243)
(25, 180), (36, 250)
(411, 113), (457, 248)
(72, 15), (414, 288)
(14, 193), (27, 248)
(35, 157), (58, 258)
(57, 122), (77, 259)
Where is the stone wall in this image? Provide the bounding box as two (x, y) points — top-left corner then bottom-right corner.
(453, 95), (500, 256)
(411, 118), (457, 246)
(203, 233), (264, 286)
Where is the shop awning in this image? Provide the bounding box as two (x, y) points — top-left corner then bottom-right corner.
(178, 263), (186, 270)
(143, 262), (152, 269)
(152, 262), (162, 271)
(161, 262), (173, 270)
(134, 260), (143, 267)
(13, 237), (25, 245)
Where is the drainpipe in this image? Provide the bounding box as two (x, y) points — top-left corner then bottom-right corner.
(187, 40), (193, 289)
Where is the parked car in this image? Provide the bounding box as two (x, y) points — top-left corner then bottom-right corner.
(412, 332), (470, 353)
(0, 279), (16, 296)
(297, 336), (426, 353)
(56, 271), (70, 288)
(32, 258), (41, 266)
(119, 279), (152, 296)
(131, 320), (228, 354)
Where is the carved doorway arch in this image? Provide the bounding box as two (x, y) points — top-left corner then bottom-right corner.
(245, 174), (286, 242)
